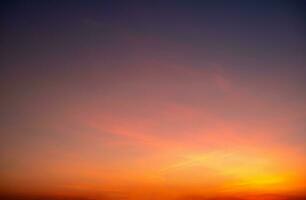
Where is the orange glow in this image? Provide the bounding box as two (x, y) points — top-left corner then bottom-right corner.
(1, 65), (306, 199)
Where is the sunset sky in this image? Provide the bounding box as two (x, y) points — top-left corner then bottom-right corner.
(1, 1), (306, 200)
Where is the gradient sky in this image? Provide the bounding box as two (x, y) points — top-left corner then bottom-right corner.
(1, 1), (306, 200)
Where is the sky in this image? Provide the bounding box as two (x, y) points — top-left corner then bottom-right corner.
(1, 1), (306, 200)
